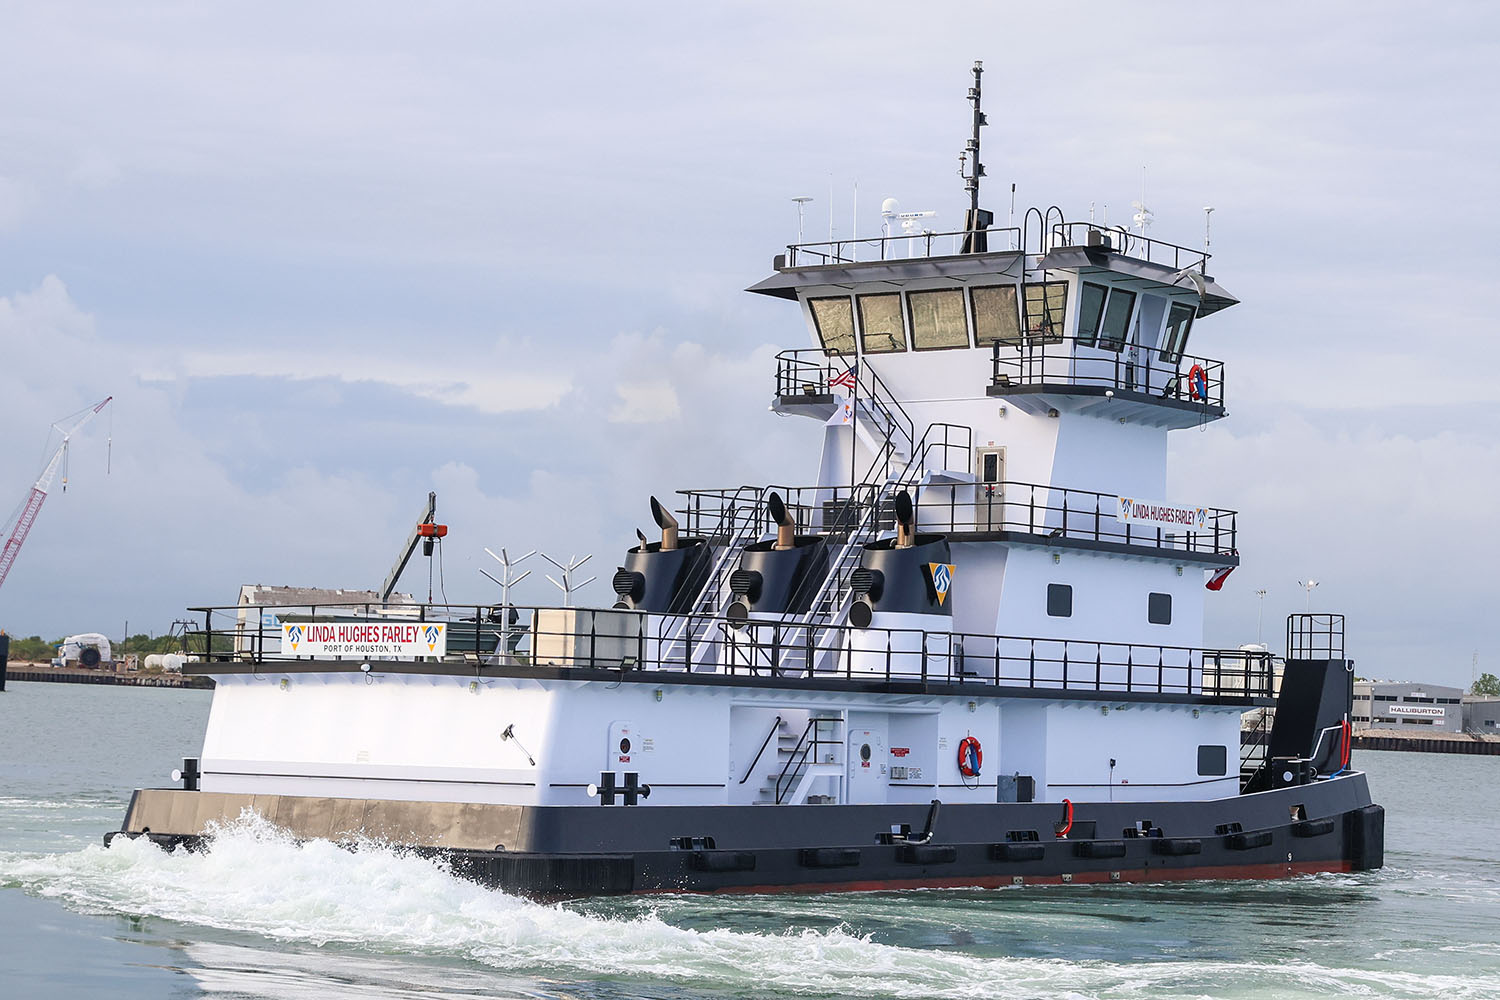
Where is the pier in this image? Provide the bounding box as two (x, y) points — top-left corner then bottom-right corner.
(2, 663), (212, 689)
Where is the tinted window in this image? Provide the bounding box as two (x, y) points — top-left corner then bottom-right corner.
(908, 289), (969, 350)
(972, 285), (1022, 345)
(1161, 302), (1195, 363)
(1148, 592), (1172, 625)
(1197, 744), (1228, 776)
(858, 294), (906, 354)
(809, 297), (855, 355)
(1098, 288), (1137, 351)
(1077, 283), (1107, 347)
(1047, 583), (1072, 617)
(1023, 282), (1068, 343)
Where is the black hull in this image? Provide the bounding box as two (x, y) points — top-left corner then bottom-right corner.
(109, 774), (1382, 899)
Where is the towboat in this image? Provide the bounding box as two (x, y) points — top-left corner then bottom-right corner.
(109, 64), (1383, 896)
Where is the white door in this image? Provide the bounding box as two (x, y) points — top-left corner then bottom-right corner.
(846, 728), (887, 803)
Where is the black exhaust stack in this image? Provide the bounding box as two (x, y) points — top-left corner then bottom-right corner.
(726, 492), (829, 624)
(611, 497), (711, 614)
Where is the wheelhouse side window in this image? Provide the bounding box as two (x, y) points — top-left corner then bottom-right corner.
(808, 296), (855, 355)
(971, 284), (1023, 346)
(1160, 302), (1196, 363)
(1077, 283), (1108, 348)
(857, 293), (906, 354)
(907, 289), (970, 350)
(1097, 287), (1137, 352)
(1022, 282), (1068, 343)
(1046, 583), (1073, 618)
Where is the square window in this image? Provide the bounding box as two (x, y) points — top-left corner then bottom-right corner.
(1047, 583), (1072, 617)
(1197, 744), (1228, 777)
(1148, 592), (1172, 625)
(808, 297), (855, 355)
(1077, 283), (1108, 347)
(907, 289), (970, 350)
(1097, 287), (1137, 351)
(1161, 301), (1196, 363)
(972, 285), (1022, 345)
(1022, 282), (1068, 343)
(858, 293), (906, 354)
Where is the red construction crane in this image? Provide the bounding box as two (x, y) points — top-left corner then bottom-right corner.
(0, 396), (113, 595)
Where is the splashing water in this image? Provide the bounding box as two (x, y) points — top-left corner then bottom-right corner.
(2, 813), (1497, 1000)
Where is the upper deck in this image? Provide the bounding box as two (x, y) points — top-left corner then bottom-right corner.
(750, 219), (1238, 429)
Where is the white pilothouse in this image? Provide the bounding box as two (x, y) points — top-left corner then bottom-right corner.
(113, 64), (1381, 895)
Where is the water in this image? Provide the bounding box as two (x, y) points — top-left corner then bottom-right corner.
(1, 683), (1497, 999)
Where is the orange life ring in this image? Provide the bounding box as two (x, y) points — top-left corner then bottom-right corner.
(957, 736), (982, 777)
(1187, 364), (1207, 400)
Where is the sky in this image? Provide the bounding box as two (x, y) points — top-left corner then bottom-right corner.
(0, 2), (1496, 687)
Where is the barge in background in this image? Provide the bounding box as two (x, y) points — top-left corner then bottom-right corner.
(109, 63), (1383, 896)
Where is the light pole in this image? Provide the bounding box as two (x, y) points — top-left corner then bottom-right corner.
(792, 197), (813, 247)
(1255, 589), (1267, 645)
(1297, 579), (1319, 613)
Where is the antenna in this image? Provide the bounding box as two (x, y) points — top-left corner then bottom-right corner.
(542, 552), (595, 608)
(1132, 166), (1153, 233)
(880, 197), (900, 238)
(959, 60), (993, 254)
(1255, 588), (1268, 645)
(1203, 206), (1215, 250)
(791, 196), (813, 245)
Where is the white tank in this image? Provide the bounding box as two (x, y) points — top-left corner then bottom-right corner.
(161, 654), (186, 672)
(144, 654), (166, 670)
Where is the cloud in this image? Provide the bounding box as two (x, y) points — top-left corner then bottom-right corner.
(166, 348), (573, 415)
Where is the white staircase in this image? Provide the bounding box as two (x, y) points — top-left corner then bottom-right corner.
(755, 716), (844, 804)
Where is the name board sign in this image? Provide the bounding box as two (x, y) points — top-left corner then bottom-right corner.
(1116, 497), (1209, 532)
(1386, 704), (1446, 718)
(282, 622), (446, 658)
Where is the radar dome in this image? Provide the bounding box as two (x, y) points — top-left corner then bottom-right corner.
(881, 197), (900, 216)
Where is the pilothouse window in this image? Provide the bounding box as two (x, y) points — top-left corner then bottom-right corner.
(907, 289), (970, 350)
(972, 285), (1023, 346)
(1023, 282), (1068, 343)
(1161, 302), (1195, 363)
(1077, 283), (1108, 347)
(1097, 287), (1137, 352)
(858, 294), (906, 354)
(809, 297), (855, 355)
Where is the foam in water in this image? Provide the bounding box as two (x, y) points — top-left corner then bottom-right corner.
(1, 815), (1495, 1000)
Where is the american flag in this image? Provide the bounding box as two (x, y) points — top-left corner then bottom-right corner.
(828, 363), (858, 395)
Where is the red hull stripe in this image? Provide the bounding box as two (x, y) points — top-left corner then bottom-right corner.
(641, 860), (1353, 896)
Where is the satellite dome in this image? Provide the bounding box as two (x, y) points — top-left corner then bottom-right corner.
(881, 197), (900, 216)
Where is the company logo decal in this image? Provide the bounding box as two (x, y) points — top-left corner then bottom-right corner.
(928, 563), (955, 605)
(286, 624), (303, 651)
(424, 624), (444, 652)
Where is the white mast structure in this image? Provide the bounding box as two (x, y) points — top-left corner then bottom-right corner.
(0, 396), (112, 594)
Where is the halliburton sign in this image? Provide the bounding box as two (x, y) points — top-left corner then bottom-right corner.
(1386, 704), (1447, 719)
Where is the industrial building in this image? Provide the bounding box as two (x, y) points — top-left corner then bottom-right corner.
(1464, 696), (1500, 733)
(1352, 681), (1464, 732)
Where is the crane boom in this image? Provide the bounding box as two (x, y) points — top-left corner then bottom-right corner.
(0, 396), (112, 594)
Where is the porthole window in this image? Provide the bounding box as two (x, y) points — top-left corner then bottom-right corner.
(1197, 744), (1228, 776)
(619, 737), (632, 754)
(860, 743), (872, 762)
(1047, 583), (1072, 618)
(1148, 592), (1172, 625)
